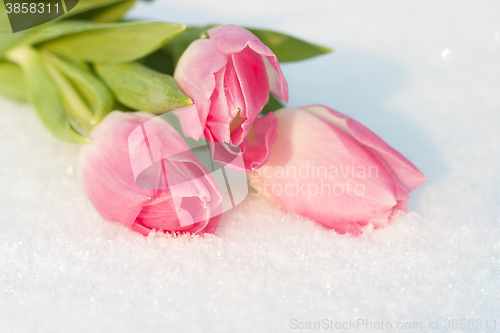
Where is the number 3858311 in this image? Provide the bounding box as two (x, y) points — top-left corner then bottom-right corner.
(5, 2), (60, 14)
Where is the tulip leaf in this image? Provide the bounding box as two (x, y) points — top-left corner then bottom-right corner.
(22, 20), (97, 46)
(112, 99), (134, 112)
(0, 62), (27, 102)
(261, 93), (284, 115)
(39, 22), (186, 63)
(64, 0), (131, 18)
(162, 25), (331, 66)
(0, 0), (139, 58)
(162, 25), (214, 66)
(94, 62), (192, 113)
(247, 28), (333, 62)
(41, 51), (114, 124)
(43, 58), (95, 135)
(141, 48), (175, 75)
(0, 34), (28, 58)
(70, 0), (138, 23)
(6, 46), (88, 142)
(0, 8), (31, 58)
(0, 1), (129, 57)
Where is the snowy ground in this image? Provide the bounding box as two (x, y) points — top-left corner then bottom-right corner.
(1, 1), (499, 332)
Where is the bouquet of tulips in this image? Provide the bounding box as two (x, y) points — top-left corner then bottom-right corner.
(0, 0), (426, 236)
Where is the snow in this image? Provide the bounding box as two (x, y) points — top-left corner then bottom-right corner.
(1, 0), (499, 332)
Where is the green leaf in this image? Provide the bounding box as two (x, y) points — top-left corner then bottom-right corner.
(261, 93), (285, 115)
(41, 51), (114, 124)
(42, 58), (95, 135)
(94, 62), (192, 113)
(70, 0), (138, 23)
(0, 62), (27, 102)
(0, 1), (137, 58)
(162, 25), (215, 66)
(0, 8), (32, 58)
(39, 22), (186, 63)
(22, 20), (98, 46)
(141, 49), (175, 75)
(162, 25), (331, 66)
(64, 0), (131, 18)
(112, 99), (134, 112)
(0, 5), (11, 33)
(6, 46), (88, 143)
(0, 1), (126, 57)
(247, 28), (332, 62)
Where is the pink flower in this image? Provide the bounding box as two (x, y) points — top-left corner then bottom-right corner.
(174, 24), (288, 171)
(248, 105), (427, 234)
(79, 111), (223, 236)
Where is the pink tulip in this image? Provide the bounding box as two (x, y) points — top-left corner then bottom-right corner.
(79, 111), (223, 236)
(174, 24), (288, 171)
(248, 105), (427, 234)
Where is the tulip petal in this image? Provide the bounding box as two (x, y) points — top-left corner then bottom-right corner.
(175, 25), (289, 175)
(138, 119), (224, 229)
(208, 24), (288, 103)
(208, 24), (264, 55)
(262, 55), (289, 103)
(201, 214), (222, 234)
(189, 213), (222, 234)
(224, 56), (246, 121)
(240, 112), (278, 172)
(205, 66), (231, 143)
(249, 106), (426, 234)
(173, 39), (228, 138)
(172, 104), (204, 140)
(252, 108), (400, 228)
(231, 47), (270, 121)
(231, 47), (270, 142)
(130, 222), (152, 236)
(136, 189), (184, 230)
(302, 105), (427, 193)
(79, 111), (155, 228)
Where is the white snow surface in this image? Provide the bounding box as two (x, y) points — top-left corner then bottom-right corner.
(1, 1), (500, 332)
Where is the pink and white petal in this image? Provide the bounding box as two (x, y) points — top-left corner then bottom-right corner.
(172, 104), (204, 140)
(262, 55), (289, 103)
(224, 56), (246, 120)
(205, 67), (232, 143)
(365, 208), (393, 229)
(393, 200), (408, 213)
(328, 222), (364, 235)
(240, 112), (278, 172)
(231, 47), (270, 123)
(136, 190), (187, 231)
(208, 24), (266, 55)
(200, 214), (222, 234)
(256, 108), (399, 225)
(177, 196), (209, 227)
(302, 105), (427, 193)
(165, 165), (212, 204)
(208, 24), (289, 103)
(79, 112), (155, 228)
(174, 39), (228, 131)
(130, 222), (152, 236)
(187, 213), (222, 235)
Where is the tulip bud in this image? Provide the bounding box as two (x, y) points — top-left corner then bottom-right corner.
(248, 105), (427, 234)
(174, 24), (288, 171)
